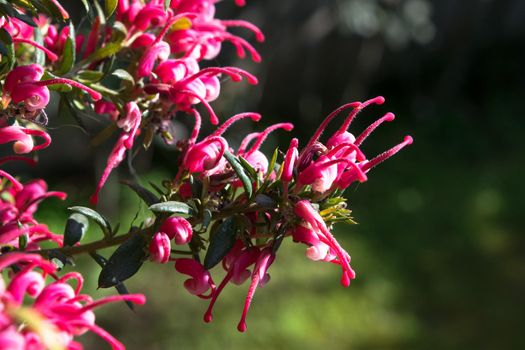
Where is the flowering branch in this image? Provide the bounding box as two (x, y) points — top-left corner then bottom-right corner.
(0, 0), (413, 347)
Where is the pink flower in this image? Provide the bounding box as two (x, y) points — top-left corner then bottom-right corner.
(174, 259), (215, 298)
(0, 126), (50, 154)
(183, 112), (261, 173)
(149, 232), (171, 263)
(294, 200), (356, 287)
(237, 247), (275, 332)
(91, 102), (142, 204)
(204, 242), (258, 323)
(90, 134), (129, 205)
(292, 223), (333, 261)
(160, 217), (193, 245)
(296, 97), (413, 191)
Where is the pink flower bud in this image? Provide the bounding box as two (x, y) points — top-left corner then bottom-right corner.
(10, 83), (50, 111)
(160, 217), (193, 245)
(183, 136), (227, 173)
(130, 33), (156, 49)
(282, 138), (298, 183)
(137, 41), (171, 78)
(134, 4), (167, 31)
(149, 232), (171, 263)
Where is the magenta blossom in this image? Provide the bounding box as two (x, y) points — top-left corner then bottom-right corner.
(183, 112), (261, 173)
(175, 258), (215, 298)
(294, 200), (356, 287)
(0, 253), (145, 349)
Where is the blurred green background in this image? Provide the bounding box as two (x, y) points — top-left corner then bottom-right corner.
(17, 0), (525, 349)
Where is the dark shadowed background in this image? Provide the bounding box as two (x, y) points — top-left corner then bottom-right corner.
(23, 0), (525, 349)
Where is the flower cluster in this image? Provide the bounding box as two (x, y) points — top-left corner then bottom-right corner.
(146, 97), (411, 331)
(0, 0), (413, 347)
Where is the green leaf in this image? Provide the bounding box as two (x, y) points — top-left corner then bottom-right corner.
(224, 150), (253, 199)
(238, 155), (258, 180)
(105, 0), (118, 19)
(68, 206), (112, 238)
(77, 70), (104, 83)
(111, 68), (135, 86)
(255, 194), (277, 209)
(201, 209), (213, 231)
(63, 213), (89, 246)
(203, 217), (238, 270)
(31, 0), (69, 21)
(149, 201), (194, 216)
(90, 252), (136, 310)
(0, 28), (14, 74)
(164, 0), (172, 11)
(98, 234), (146, 288)
(265, 147), (279, 182)
(18, 233), (28, 250)
(121, 180), (160, 206)
(110, 21), (128, 42)
(54, 22), (76, 75)
(85, 42), (122, 62)
(33, 27), (45, 66)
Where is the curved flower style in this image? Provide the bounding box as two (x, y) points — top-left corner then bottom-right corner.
(0, 253), (145, 350)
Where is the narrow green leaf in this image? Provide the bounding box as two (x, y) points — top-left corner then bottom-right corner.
(18, 233), (28, 250)
(54, 22), (75, 75)
(224, 150), (253, 198)
(238, 155), (258, 180)
(149, 201), (194, 216)
(203, 217), (237, 270)
(86, 42), (122, 62)
(68, 206), (112, 238)
(201, 209), (212, 231)
(77, 70), (104, 83)
(98, 234), (146, 288)
(33, 27), (45, 66)
(111, 68), (135, 86)
(105, 0), (118, 19)
(265, 148), (279, 182)
(63, 213), (89, 246)
(33, 0), (68, 21)
(164, 0), (172, 11)
(121, 180), (160, 206)
(0, 28), (14, 74)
